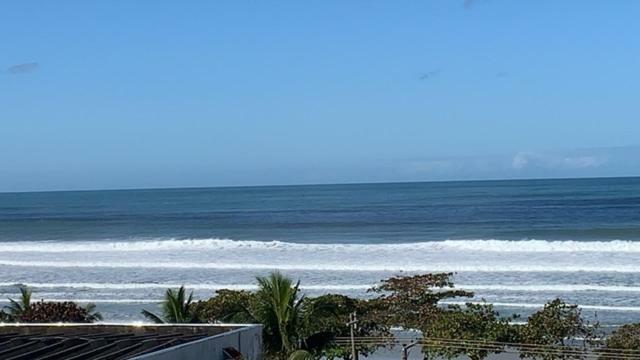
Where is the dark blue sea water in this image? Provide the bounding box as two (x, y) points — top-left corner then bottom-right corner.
(1, 177), (640, 324)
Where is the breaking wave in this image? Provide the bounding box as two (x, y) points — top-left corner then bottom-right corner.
(1, 238), (640, 253)
(1, 259), (639, 272)
(0, 297), (638, 312)
(442, 301), (640, 312)
(3, 282), (640, 293)
(0, 282), (371, 291)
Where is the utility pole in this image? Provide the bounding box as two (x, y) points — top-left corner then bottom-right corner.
(401, 341), (418, 360)
(347, 312), (359, 360)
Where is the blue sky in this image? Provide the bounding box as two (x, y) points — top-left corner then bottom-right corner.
(1, 1), (640, 192)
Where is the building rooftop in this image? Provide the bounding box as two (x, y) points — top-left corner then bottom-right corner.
(0, 323), (262, 360)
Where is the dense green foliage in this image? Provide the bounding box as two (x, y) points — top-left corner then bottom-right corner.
(598, 323), (640, 360)
(195, 271), (390, 360)
(297, 294), (390, 360)
(0, 310), (9, 322)
(194, 288), (256, 323)
(517, 298), (599, 360)
(106, 273), (614, 359)
(4, 275), (623, 360)
(367, 273), (473, 330)
(2, 286), (101, 323)
(142, 285), (197, 323)
(421, 302), (518, 360)
(254, 271), (303, 355)
(20, 300), (102, 323)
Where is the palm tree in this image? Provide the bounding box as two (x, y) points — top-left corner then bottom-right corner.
(253, 272), (347, 359)
(4, 286), (32, 321)
(255, 271), (304, 355)
(142, 286), (196, 323)
(84, 303), (104, 322)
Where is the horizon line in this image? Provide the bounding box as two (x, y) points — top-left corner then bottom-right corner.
(2, 174), (639, 195)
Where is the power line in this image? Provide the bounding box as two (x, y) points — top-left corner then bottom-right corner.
(332, 336), (640, 359)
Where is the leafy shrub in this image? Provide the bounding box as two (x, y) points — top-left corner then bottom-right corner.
(195, 289), (257, 324)
(599, 323), (640, 359)
(517, 298), (599, 360)
(367, 272), (473, 330)
(194, 273), (390, 360)
(0, 309), (10, 322)
(421, 302), (518, 360)
(20, 300), (102, 323)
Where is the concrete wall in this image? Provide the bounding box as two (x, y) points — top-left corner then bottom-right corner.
(132, 325), (262, 360)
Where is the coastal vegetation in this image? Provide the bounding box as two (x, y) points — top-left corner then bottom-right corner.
(141, 285), (198, 323)
(193, 271), (389, 359)
(1, 286), (102, 323)
(3, 275), (640, 359)
(598, 323), (640, 359)
(517, 299), (598, 360)
(3, 286), (32, 321)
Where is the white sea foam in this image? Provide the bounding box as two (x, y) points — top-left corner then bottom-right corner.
(2, 282), (640, 293)
(0, 298), (163, 304)
(0, 282), (371, 291)
(456, 284), (640, 292)
(443, 301), (640, 312)
(1, 259), (639, 272)
(0, 297), (637, 312)
(1, 238), (640, 253)
(1, 238), (639, 273)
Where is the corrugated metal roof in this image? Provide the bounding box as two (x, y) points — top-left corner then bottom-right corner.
(0, 324), (242, 360)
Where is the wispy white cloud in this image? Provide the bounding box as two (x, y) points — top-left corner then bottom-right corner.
(511, 152), (531, 170)
(559, 155), (607, 169)
(511, 152), (607, 171)
(395, 146), (631, 182)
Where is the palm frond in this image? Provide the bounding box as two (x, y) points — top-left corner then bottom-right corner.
(85, 303), (103, 321)
(256, 271), (302, 354)
(4, 286), (32, 320)
(146, 285), (196, 324)
(141, 309), (166, 324)
(288, 350), (314, 360)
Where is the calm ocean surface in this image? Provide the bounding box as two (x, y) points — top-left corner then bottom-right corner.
(1, 177), (640, 324)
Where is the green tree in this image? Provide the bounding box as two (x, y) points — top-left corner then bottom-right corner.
(0, 309), (9, 322)
(83, 303), (103, 322)
(421, 302), (518, 360)
(195, 272), (388, 360)
(142, 286), (197, 323)
(4, 286), (102, 323)
(254, 271), (305, 356)
(367, 273), (473, 330)
(4, 286), (32, 321)
(20, 300), (102, 323)
(297, 294), (391, 360)
(598, 323), (640, 360)
(195, 289), (257, 323)
(517, 298), (599, 360)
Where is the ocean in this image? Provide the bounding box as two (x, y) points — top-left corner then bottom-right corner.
(1, 177), (639, 325)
